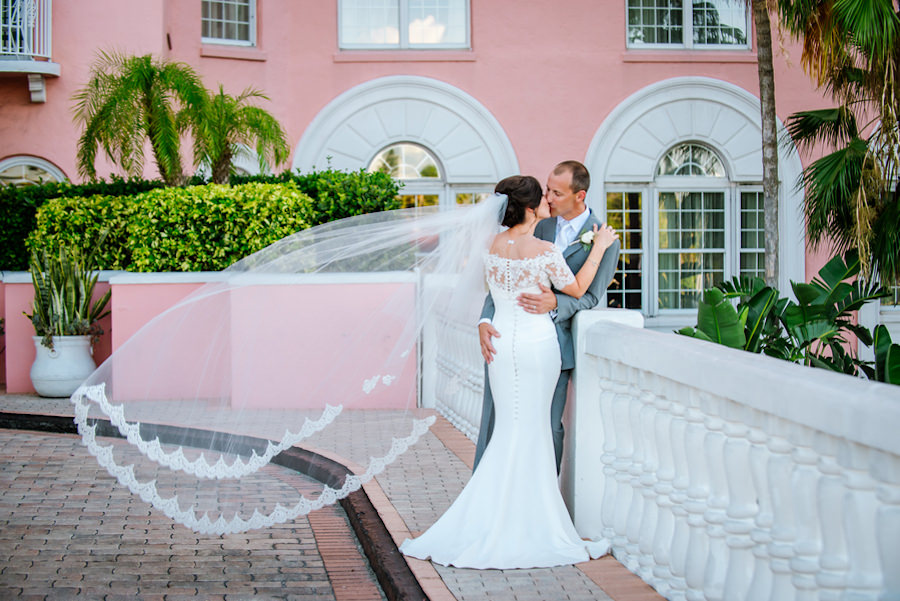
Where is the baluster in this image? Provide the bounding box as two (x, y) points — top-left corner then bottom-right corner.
(702, 409), (728, 601)
(766, 427), (798, 601)
(650, 379), (676, 598)
(840, 442), (882, 599)
(636, 373), (662, 582)
(598, 359), (621, 542)
(683, 400), (711, 601)
(746, 425), (774, 601)
(623, 366), (648, 570)
(874, 447), (900, 600)
(668, 390), (690, 601)
(789, 425), (822, 601)
(721, 406), (756, 601)
(815, 451), (849, 601)
(611, 363), (637, 554)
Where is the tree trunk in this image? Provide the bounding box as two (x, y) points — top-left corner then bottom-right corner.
(754, 0), (780, 287)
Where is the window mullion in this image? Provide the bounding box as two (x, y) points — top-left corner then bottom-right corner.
(399, 0), (409, 49)
(683, 2), (694, 50)
(649, 187), (659, 317)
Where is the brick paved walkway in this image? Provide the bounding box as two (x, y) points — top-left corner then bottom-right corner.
(0, 393), (663, 601)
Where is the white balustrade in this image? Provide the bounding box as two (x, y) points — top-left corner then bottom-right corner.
(424, 303), (900, 599)
(564, 316), (900, 601)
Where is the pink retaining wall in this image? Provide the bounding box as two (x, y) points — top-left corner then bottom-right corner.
(3, 274), (416, 408)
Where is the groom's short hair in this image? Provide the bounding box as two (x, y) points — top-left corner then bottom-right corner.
(553, 161), (590, 194)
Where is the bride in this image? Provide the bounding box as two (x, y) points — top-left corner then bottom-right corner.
(400, 175), (617, 569)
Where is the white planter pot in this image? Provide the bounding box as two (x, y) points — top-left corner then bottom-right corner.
(30, 335), (97, 398)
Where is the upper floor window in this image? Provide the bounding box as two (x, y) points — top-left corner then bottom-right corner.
(627, 0), (749, 49)
(339, 0), (469, 49)
(202, 0), (256, 46)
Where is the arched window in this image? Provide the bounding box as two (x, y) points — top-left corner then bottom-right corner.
(605, 142), (765, 314)
(368, 142), (490, 208)
(0, 156), (65, 187)
(369, 143), (441, 208)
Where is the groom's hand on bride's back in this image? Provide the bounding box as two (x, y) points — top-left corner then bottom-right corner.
(518, 284), (558, 315)
(478, 322), (500, 363)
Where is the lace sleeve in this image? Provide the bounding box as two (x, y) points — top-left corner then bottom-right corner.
(545, 250), (575, 289)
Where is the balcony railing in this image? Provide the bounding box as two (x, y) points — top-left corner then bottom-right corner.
(1, 0), (51, 59)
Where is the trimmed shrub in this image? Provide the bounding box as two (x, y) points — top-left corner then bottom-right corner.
(231, 167), (401, 225)
(1, 178), (164, 271)
(29, 182), (315, 272)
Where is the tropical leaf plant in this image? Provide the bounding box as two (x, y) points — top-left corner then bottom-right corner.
(874, 325), (900, 384)
(677, 250), (894, 383)
(24, 240), (112, 351)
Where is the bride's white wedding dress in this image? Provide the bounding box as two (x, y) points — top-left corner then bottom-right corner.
(400, 249), (609, 569)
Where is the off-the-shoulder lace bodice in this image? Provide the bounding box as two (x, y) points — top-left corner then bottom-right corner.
(484, 250), (575, 299)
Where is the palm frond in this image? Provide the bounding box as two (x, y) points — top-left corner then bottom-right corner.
(801, 137), (868, 249)
(786, 106), (859, 151)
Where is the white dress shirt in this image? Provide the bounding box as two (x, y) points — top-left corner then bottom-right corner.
(554, 208), (591, 249)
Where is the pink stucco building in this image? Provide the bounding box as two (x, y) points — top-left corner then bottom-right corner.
(0, 0), (853, 333)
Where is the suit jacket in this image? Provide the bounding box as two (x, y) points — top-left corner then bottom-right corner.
(480, 210), (621, 370)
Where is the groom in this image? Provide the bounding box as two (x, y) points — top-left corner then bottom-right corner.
(474, 160), (620, 473)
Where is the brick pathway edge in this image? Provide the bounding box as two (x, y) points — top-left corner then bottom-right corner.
(0, 411), (428, 601)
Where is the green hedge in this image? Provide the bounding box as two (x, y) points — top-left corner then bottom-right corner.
(0, 177), (164, 271)
(231, 167), (401, 226)
(4, 169), (400, 271)
(28, 182), (318, 271)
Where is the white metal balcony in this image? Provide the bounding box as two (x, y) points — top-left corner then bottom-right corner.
(0, 0), (59, 102)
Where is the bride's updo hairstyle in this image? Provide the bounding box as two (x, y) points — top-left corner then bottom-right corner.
(497, 175), (542, 228)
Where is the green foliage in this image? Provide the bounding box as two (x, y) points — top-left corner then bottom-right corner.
(677, 250), (894, 384)
(778, 1), (900, 286)
(677, 287), (747, 349)
(73, 51), (207, 186)
(0, 177), (164, 271)
(874, 325), (900, 385)
(28, 183), (315, 272)
(231, 167), (401, 226)
(25, 243), (111, 350)
(190, 85), (290, 184)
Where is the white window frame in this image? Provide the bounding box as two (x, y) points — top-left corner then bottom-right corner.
(651, 176), (733, 316)
(338, 0), (471, 50)
(201, 0), (257, 47)
(626, 0), (751, 50)
(604, 185), (648, 312)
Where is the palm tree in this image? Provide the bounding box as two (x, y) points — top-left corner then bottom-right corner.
(753, 0), (781, 287)
(189, 85), (290, 184)
(778, 0), (900, 286)
(73, 51), (206, 186)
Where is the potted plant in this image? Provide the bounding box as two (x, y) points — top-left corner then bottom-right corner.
(24, 244), (111, 397)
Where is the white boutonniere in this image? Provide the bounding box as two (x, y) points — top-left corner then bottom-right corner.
(570, 230), (595, 252)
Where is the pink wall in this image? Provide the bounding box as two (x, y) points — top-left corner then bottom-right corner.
(3, 276), (417, 408)
(1, 1), (830, 185)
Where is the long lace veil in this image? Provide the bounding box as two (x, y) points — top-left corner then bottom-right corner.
(72, 194), (506, 535)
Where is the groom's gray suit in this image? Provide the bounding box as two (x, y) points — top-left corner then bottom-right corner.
(473, 211), (620, 472)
